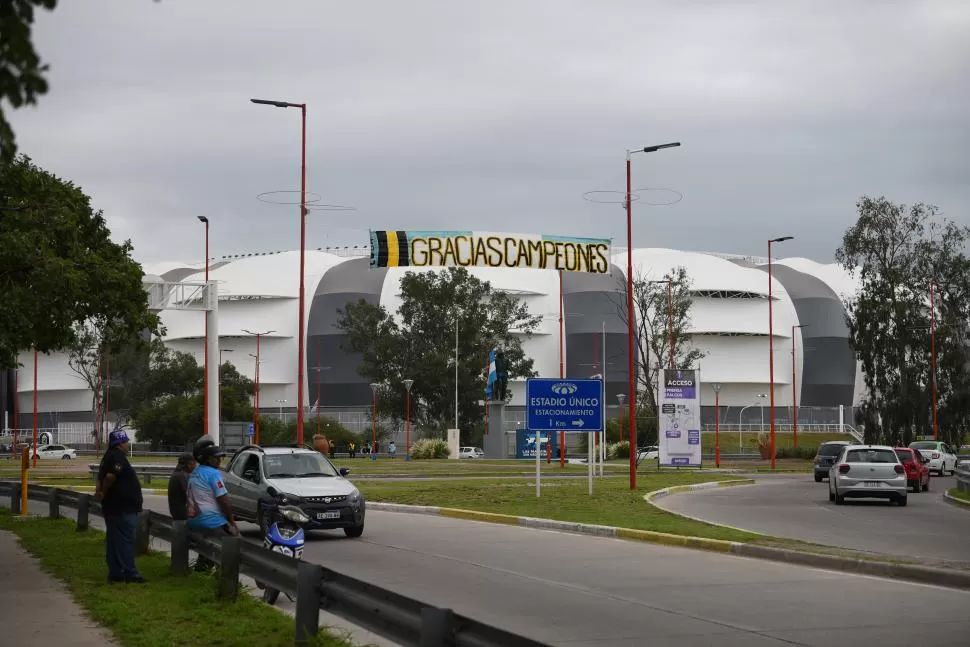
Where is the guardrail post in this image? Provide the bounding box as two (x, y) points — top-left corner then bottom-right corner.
(76, 494), (90, 531)
(218, 536), (241, 601)
(143, 472), (152, 485)
(171, 520), (189, 576)
(48, 487), (60, 518)
(10, 483), (21, 515)
(135, 510), (151, 555)
(294, 561), (323, 646)
(420, 607), (454, 647)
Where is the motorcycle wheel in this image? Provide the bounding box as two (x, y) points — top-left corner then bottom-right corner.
(262, 587), (280, 605)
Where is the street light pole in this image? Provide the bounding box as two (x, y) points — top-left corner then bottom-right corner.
(276, 399), (286, 422)
(559, 269), (565, 468)
(712, 383), (721, 468)
(370, 383), (379, 460)
(791, 323), (807, 448)
(198, 216), (210, 438)
(250, 97), (308, 446)
(32, 349), (38, 467)
(403, 379), (414, 461)
(243, 328), (275, 445)
(625, 141), (681, 490)
(930, 281), (938, 441)
(767, 235), (793, 471)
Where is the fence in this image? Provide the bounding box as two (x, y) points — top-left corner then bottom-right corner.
(956, 466), (970, 495)
(0, 481), (550, 647)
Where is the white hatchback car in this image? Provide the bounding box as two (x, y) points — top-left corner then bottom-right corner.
(458, 447), (484, 459)
(33, 444), (77, 460)
(828, 445), (908, 507)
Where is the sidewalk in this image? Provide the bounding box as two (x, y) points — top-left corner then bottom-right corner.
(0, 530), (117, 647)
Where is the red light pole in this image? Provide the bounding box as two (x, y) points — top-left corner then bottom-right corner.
(369, 383), (379, 460)
(32, 350), (38, 467)
(403, 379), (414, 461)
(625, 142), (681, 489)
(930, 281), (938, 441)
(243, 329), (275, 445)
(559, 269), (565, 468)
(251, 97), (308, 446)
(198, 216), (210, 438)
(791, 323), (807, 448)
(712, 383), (721, 468)
(767, 236), (793, 471)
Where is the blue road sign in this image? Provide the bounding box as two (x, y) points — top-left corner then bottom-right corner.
(248, 422), (255, 438)
(526, 378), (603, 432)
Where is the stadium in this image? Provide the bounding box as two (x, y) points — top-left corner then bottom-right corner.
(1, 245), (864, 442)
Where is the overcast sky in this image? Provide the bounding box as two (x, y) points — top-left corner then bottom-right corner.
(11, 0), (970, 266)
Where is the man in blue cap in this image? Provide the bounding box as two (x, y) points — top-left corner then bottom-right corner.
(95, 429), (145, 584)
(187, 441), (239, 571)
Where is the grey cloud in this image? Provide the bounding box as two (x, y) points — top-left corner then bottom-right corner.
(10, 0), (969, 266)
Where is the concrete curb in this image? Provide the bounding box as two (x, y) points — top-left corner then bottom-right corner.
(644, 479), (766, 536)
(367, 481), (970, 591)
(943, 490), (970, 510)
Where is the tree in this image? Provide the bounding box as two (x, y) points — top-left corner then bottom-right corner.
(837, 196), (970, 446)
(0, 1), (57, 161)
(612, 266), (705, 425)
(0, 155), (159, 369)
(336, 267), (540, 437)
(219, 361), (255, 422)
(129, 344), (205, 448)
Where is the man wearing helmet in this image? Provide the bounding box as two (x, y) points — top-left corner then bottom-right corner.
(186, 441), (239, 537)
(94, 429), (145, 584)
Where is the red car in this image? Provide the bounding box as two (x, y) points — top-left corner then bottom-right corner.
(894, 448), (930, 493)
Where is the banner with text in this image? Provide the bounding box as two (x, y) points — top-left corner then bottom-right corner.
(370, 230), (612, 274)
(659, 368), (702, 468)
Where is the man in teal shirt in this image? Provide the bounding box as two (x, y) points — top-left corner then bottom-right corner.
(187, 443), (239, 535)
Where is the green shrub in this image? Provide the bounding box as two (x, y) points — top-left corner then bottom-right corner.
(607, 440), (630, 460)
(775, 446), (817, 460)
(410, 438), (451, 459)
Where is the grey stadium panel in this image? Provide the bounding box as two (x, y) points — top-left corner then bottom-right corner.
(755, 264), (855, 408)
(562, 266), (634, 404)
(306, 257), (389, 408)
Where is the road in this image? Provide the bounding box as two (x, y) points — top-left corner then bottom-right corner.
(655, 473), (970, 566)
(140, 494), (970, 646)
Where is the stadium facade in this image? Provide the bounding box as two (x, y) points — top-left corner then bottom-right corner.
(2, 246), (864, 437)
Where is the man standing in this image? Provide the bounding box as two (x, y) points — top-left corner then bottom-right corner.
(167, 452), (197, 520)
(95, 429), (145, 584)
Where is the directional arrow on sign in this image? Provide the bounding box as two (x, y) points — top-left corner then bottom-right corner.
(572, 419), (585, 428)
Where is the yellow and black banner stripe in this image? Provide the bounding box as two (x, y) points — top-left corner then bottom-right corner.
(370, 230), (411, 268)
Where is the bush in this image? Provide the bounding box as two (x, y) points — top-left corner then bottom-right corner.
(607, 440), (630, 460)
(410, 438), (451, 459)
(775, 446), (817, 460)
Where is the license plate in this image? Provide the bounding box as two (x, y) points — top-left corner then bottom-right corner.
(862, 481), (884, 487)
(316, 511), (341, 520)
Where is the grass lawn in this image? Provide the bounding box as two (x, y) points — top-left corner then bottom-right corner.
(701, 431), (855, 453)
(357, 472), (764, 543)
(0, 508), (355, 647)
(948, 488), (970, 503)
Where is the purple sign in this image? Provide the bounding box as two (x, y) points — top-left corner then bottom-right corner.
(688, 430), (700, 445)
(664, 369), (697, 399)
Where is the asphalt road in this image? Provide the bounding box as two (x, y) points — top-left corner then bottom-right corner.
(138, 494), (970, 646)
(655, 473), (970, 566)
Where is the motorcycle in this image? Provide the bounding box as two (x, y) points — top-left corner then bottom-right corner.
(255, 492), (308, 605)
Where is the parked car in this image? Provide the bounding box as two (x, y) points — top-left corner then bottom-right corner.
(908, 441), (958, 476)
(828, 445), (908, 506)
(893, 447), (930, 493)
(223, 444), (365, 538)
(33, 444), (77, 460)
(637, 446), (659, 462)
(458, 447), (485, 459)
(813, 440), (854, 482)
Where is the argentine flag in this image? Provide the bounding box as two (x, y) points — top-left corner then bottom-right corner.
(485, 347), (497, 400)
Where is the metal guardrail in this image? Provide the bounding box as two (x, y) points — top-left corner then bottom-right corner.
(86, 463), (176, 484)
(956, 466), (970, 494)
(0, 481), (550, 647)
